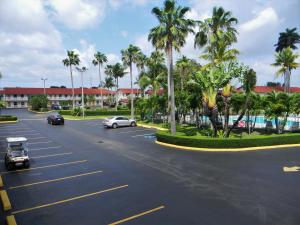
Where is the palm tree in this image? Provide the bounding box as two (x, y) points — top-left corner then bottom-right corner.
(105, 63), (127, 110)
(194, 6), (238, 63)
(62, 50), (80, 108)
(121, 44), (142, 118)
(138, 51), (167, 96)
(272, 47), (299, 93)
(92, 52), (108, 108)
(275, 28), (300, 52)
(148, 0), (194, 134)
(103, 75), (115, 107)
(136, 52), (148, 73)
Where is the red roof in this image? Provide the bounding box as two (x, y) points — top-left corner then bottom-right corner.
(145, 89), (165, 95)
(2, 88), (115, 95)
(237, 86), (300, 93)
(118, 88), (141, 94)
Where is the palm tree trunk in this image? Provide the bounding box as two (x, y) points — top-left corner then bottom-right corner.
(223, 98), (230, 137)
(130, 62), (134, 119)
(70, 65), (75, 108)
(115, 78), (118, 111)
(167, 45), (176, 135)
(99, 64), (103, 108)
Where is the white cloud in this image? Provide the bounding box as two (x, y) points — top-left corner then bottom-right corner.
(240, 7), (279, 32)
(47, 0), (106, 30)
(120, 30), (128, 38)
(134, 34), (154, 55)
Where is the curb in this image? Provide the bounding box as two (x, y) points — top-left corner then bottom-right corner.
(6, 215), (17, 225)
(27, 109), (54, 114)
(0, 190), (12, 211)
(0, 175), (3, 187)
(155, 140), (300, 152)
(0, 120), (18, 124)
(138, 124), (168, 131)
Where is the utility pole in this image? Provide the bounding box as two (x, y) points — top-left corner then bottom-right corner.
(41, 78), (48, 95)
(76, 67), (88, 117)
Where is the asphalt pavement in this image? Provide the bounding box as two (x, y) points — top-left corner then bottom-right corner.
(0, 109), (299, 225)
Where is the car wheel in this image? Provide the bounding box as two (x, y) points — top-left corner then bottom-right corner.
(131, 122), (136, 127)
(112, 123), (118, 129)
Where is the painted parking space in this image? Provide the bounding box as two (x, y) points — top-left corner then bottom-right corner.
(0, 117), (166, 225)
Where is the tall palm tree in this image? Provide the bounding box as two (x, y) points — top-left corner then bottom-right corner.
(148, 0), (194, 134)
(62, 50), (80, 108)
(275, 28), (300, 52)
(194, 6), (238, 63)
(92, 52), (108, 108)
(121, 45), (141, 118)
(272, 47), (299, 93)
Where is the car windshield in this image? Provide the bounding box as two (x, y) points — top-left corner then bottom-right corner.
(8, 143), (28, 157)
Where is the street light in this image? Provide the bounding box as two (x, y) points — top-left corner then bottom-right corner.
(41, 78), (48, 95)
(76, 67), (88, 117)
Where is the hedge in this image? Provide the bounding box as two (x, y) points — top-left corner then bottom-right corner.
(156, 131), (300, 148)
(58, 109), (132, 116)
(0, 115), (18, 122)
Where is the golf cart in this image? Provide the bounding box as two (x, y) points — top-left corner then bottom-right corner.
(4, 137), (30, 170)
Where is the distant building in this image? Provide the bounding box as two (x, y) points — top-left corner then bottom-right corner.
(237, 86), (300, 95)
(0, 87), (115, 108)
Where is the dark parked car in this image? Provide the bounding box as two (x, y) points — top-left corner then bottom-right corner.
(51, 104), (62, 110)
(47, 114), (64, 125)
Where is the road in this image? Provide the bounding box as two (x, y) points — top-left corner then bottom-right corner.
(0, 109), (299, 225)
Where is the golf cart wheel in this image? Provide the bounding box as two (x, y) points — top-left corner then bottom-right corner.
(131, 122), (136, 127)
(24, 161), (30, 169)
(6, 163), (14, 171)
(112, 123), (118, 129)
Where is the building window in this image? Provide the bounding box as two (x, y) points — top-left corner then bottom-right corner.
(14, 102), (17, 106)
(14, 94), (17, 98)
(96, 94), (99, 97)
(21, 102), (25, 106)
(65, 95), (68, 97)
(59, 94), (62, 97)
(21, 94), (24, 98)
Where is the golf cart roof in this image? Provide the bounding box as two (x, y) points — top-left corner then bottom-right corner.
(6, 137), (28, 143)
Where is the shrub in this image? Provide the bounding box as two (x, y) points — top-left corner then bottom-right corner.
(58, 109), (134, 116)
(29, 95), (48, 111)
(156, 131), (300, 148)
(0, 115), (18, 121)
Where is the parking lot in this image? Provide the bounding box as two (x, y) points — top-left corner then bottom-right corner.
(0, 109), (300, 225)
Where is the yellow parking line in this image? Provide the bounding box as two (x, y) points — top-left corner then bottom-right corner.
(109, 205), (165, 225)
(1, 160), (87, 175)
(9, 170), (103, 189)
(12, 185), (129, 214)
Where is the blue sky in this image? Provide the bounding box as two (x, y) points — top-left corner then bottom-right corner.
(0, 0), (299, 89)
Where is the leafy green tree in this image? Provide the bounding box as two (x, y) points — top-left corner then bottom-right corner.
(272, 47), (299, 93)
(92, 51), (108, 108)
(62, 50), (80, 108)
(275, 28), (300, 52)
(148, 0), (194, 134)
(30, 95), (48, 111)
(121, 44), (142, 118)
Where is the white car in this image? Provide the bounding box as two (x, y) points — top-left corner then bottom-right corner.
(103, 116), (136, 128)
